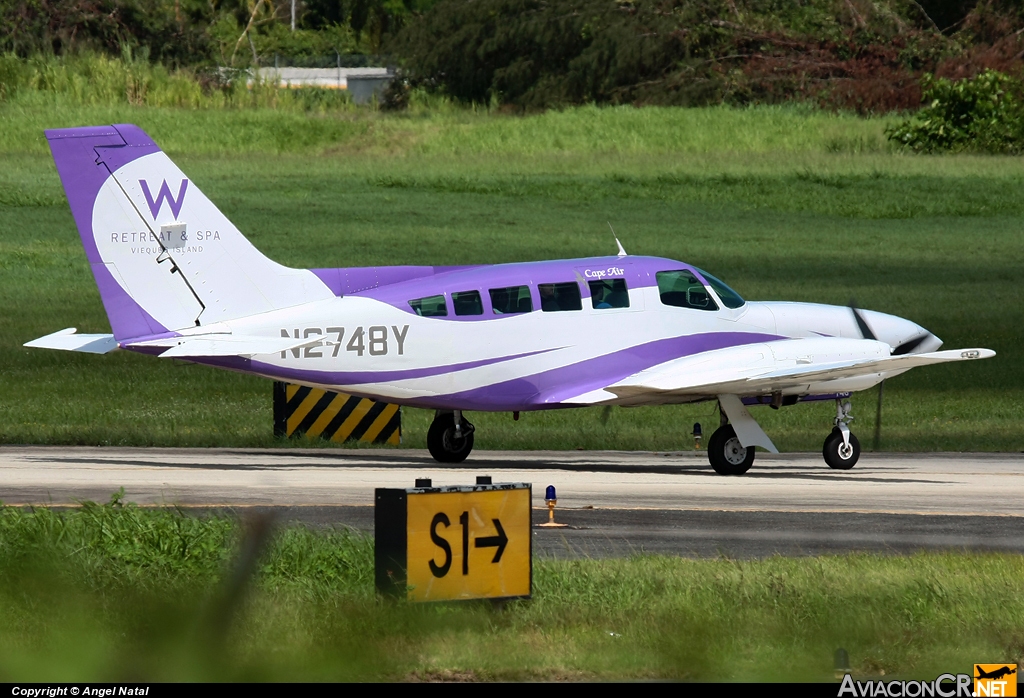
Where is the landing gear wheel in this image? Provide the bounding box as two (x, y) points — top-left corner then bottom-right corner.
(427, 413), (475, 463)
(707, 424), (755, 475)
(823, 428), (860, 469)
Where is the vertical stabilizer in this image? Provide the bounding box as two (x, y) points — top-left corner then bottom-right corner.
(46, 124), (333, 340)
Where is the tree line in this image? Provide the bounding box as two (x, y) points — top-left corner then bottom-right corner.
(2, 0), (1023, 121)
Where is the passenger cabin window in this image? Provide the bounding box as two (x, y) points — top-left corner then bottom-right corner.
(409, 294), (448, 317)
(656, 270), (719, 311)
(539, 282), (582, 312)
(490, 285), (533, 314)
(452, 290), (483, 316)
(696, 268), (746, 309)
(589, 279), (630, 309)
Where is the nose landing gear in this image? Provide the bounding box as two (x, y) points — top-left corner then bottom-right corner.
(823, 399), (860, 469)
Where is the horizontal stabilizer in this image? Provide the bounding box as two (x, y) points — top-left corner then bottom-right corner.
(24, 328), (118, 354)
(127, 333), (326, 358)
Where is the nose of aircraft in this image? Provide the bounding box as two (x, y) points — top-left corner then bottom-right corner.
(858, 309), (942, 355)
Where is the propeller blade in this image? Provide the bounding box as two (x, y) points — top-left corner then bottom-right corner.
(892, 335), (928, 356)
(600, 405), (613, 425)
(849, 299), (878, 341)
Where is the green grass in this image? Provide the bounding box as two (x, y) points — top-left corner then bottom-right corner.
(1, 99), (1021, 451)
(1, 499), (1022, 681)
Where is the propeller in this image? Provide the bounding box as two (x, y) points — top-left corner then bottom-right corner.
(892, 334), (928, 356)
(849, 299), (883, 451)
(849, 299), (877, 341)
(600, 405), (613, 425)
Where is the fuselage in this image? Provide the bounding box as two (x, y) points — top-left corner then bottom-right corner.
(162, 255), (940, 412)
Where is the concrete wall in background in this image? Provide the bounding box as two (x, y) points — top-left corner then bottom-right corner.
(256, 67), (393, 103)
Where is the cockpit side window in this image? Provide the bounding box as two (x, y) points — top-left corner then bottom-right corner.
(489, 285), (533, 314)
(589, 279), (630, 309)
(539, 282), (582, 312)
(695, 268), (746, 309)
(656, 270), (719, 311)
(452, 290), (483, 316)
(409, 294), (448, 317)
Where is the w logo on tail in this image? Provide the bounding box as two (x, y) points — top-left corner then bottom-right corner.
(140, 179), (188, 219)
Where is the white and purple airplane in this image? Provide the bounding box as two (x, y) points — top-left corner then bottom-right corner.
(28, 124), (994, 473)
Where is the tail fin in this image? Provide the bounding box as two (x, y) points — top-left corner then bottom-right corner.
(46, 124), (333, 340)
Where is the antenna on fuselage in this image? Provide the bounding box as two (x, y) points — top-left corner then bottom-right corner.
(608, 222), (627, 257)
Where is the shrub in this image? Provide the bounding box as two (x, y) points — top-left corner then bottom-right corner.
(886, 69), (1024, 153)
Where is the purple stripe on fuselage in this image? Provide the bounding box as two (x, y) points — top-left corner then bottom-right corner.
(398, 332), (783, 410)
(202, 348), (561, 387)
(197, 331), (781, 412)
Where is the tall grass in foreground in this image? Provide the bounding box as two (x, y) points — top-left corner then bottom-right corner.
(1, 499), (1022, 681)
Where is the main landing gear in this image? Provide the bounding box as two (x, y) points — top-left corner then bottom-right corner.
(707, 410), (754, 475)
(707, 423), (755, 475)
(427, 410), (475, 463)
(706, 396), (862, 475)
(823, 399), (860, 469)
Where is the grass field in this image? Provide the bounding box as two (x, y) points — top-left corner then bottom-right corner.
(1, 500), (1022, 682)
(1, 100), (1021, 451)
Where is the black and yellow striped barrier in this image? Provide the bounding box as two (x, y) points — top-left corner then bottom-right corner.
(273, 382), (401, 445)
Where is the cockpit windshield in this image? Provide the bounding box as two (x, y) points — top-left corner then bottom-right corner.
(695, 268), (746, 309)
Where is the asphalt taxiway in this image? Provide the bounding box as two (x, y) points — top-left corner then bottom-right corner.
(2, 446), (1021, 558)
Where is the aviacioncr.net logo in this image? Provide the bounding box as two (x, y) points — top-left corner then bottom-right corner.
(839, 673), (973, 697)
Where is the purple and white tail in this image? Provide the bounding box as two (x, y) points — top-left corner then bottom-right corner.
(46, 125), (332, 341)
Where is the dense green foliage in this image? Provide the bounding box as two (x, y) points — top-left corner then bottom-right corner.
(392, 0), (941, 110)
(0, 0), (435, 64)
(1, 499), (1023, 680)
(390, 0), (1024, 113)
(887, 69), (1024, 153)
(3, 0), (1024, 115)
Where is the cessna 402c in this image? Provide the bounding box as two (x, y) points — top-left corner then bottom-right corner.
(28, 124), (995, 474)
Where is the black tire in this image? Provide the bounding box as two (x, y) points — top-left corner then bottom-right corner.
(427, 413), (475, 463)
(707, 424), (755, 475)
(823, 428), (860, 469)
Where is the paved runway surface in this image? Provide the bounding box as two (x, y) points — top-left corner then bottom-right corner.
(2, 446), (1022, 558)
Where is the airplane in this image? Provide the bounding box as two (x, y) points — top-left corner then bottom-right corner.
(975, 666), (1016, 681)
(27, 124), (995, 474)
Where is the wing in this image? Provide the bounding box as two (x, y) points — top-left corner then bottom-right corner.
(564, 337), (995, 405)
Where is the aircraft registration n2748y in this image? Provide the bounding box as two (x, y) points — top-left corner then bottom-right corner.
(28, 124), (995, 473)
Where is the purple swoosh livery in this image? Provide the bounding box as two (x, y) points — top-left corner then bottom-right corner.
(28, 123), (992, 470)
